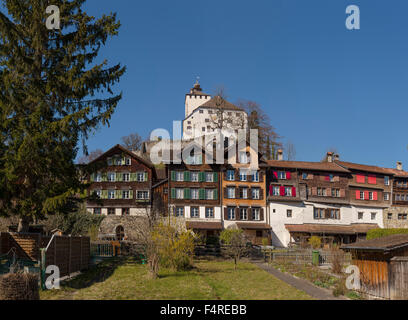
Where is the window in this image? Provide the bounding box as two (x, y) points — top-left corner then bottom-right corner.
(256, 231), (263, 238)
(107, 208), (115, 215)
(329, 174), (334, 182)
(331, 189), (340, 197)
(371, 212), (377, 220)
(108, 190), (115, 199)
(240, 188), (248, 199)
(191, 172), (199, 182)
(252, 188), (260, 200)
(125, 158), (131, 165)
(96, 173), (102, 182)
(302, 173), (308, 180)
(388, 213), (393, 219)
(384, 176), (390, 186)
(93, 190), (101, 198)
(278, 171), (286, 179)
(227, 207), (235, 220)
(330, 209), (340, 220)
(115, 157), (122, 166)
(369, 192), (373, 200)
(360, 191), (365, 200)
(227, 170), (235, 181)
(396, 194), (401, 201)
(398, 214), (408, 220)
(273, 186), (280, 196)
(358, 212), (364, 220)
(285, 187), (292, 197)
(227, 187), (235, 199)
(122, 208), (130, 216)
(136, 191), (149, 200)
(199, 110), (204, 114)
(202, 127), (205, 132)
(205, 207), (214, 218)
(107, 158), (113, 166)
(191, 188), (199, 200)
(191, 207), (199, 218)
(239, 172), (247, 181)
(175, 207), (184, 217)
(107, 172), (116, 182)
(123, 173), (130, 182)
(175, 171), (184, 182)
(253, 171), (259, 182)
(205, 189), (214, 200)
(205, 172), (213, 182)
(176, 188), (184, 199)
(240, 208), (248, 220)
(313, 208), (324, 219)
(122, 190), (130, 199)
(287, 210), (292, 218)
(205, 118), (209, 122)
(239, 152), (249, 164)
(253, 208), (261, 221)
(384, 193), (390, 201)
(94, 208), (101, 215)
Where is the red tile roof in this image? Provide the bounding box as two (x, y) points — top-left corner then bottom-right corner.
(285, 223), (379, 235)
(336, 161), (393, 175)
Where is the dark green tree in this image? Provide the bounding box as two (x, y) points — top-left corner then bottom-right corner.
(0, 0), (125, 231)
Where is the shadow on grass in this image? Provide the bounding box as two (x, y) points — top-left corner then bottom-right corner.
(61, 256), (140, 290)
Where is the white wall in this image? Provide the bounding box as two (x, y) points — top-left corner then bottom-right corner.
(185, 95), (211, 118)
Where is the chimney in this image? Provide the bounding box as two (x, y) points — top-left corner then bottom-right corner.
(397, 161), (403, 171)
(334, 154), (340, 161)
(277, 149), (283, 161)
(326, 152), (333, 163)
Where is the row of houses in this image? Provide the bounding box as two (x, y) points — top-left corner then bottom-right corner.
(83, 142), (408, 247)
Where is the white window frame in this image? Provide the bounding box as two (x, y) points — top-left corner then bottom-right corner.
(191, 188), (199, 200)
(191, 207), (199, 218)
(137, 172), (145, 182)
(227, 207), (235, 220)
(205, 207), (214, 218)
(191, 172), (199, 182)
(227, 170), (235, 181)
(253, 208), (260, 221)
(107, 172), (116, 182)
(252, 188), (260, 200)
(227, 187), (235, 199)
(240, 208), (248, 220)
(205, 172), (213, 182)
(122, 190), (130, 199)
(108, 190), (115, 199)
(205, 189), (214, 200)
(176, 188), (184, 200)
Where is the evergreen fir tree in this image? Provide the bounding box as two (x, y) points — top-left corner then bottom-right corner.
(0, 0), (125, 231)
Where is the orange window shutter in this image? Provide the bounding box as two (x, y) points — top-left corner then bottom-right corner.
(364, 191), (369, 200)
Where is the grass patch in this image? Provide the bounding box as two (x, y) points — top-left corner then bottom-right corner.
(40, 257), (312, 300)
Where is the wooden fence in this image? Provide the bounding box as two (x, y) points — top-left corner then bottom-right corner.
(43, 235), (90, 278)
(263, 248), (352, 266)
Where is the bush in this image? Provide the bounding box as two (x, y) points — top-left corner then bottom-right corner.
(308, 236), (321, 249)
(262, 237), (270, 246)
(152, 223), (196, 271)
(206, 235), (220, 246)
(330, 247), (345, 274)
(0, 273), (39, 300)
(220, 228), (248, 270)
(332, 281), (346, 297)
(366, 228), (408, 240)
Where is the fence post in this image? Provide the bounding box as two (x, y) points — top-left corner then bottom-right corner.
(80, 236), (83, 270)
(68, 236), (72, 277)
(40, 248), (46, 290)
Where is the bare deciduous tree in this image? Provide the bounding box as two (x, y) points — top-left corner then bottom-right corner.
(285, 141), (296, 161)
(121, 133), (143, 151)
(78, 149), (104, 164)
(236, 100), (282, 160)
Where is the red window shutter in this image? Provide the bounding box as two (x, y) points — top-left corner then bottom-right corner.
(280, 186), (285, 196)
(269, 185), (272, 196)
(368, 175), (377, 184)
(286, 172), (291, 180)
(356, 190), (360, 199)
(273, 171), (278, 179)
(364, 191), (369, 200)
(373, 192), (378, 200)
(292, 187), (296, 197)
(356, 174), (365, 183)
(325, 175), (330, 181)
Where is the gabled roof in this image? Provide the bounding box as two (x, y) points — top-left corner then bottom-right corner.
(266, 160), (350, 173)
(335, 161), (392, 175)
(89, 144), (155, 170)
(342, 234), (408, 251)
(199, 96), (245, 112)
(383, 168), (408, 178)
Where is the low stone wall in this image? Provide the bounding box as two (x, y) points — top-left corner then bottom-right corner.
(383, 207), (408, 229)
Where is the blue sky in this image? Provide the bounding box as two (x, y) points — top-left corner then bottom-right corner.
(80, 0), (408, 169)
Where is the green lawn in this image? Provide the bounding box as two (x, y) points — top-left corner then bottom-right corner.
(40, 257), (312, 300)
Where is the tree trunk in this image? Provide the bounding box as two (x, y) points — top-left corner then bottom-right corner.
(234, 257), (237, 270)
(17, 216), (31, 233)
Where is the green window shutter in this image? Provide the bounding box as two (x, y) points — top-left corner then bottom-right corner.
(213, 189), (218, 200)
(199, 172), (204, 182)
(129, 190), (134, 199)
(199, 189), (205, 200)
(144, 172), (148, 181)
(184, 171), (190, 182)
(121, 157), (126, 165)
(102, 190), (108, 199)
(102, 173), (107, 182)
(171, 171), (176, 181)
(171, 188), (176, 199)
(199, 154), (203, 164)
(184, 188), (190, 200)
(130, 173), (137, 182)
(213, 172), (218, 182)
(115, 190), (122, 199)
(90, 173), (95, 182)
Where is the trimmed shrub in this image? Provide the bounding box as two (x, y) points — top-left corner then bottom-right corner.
(366, 228), (408, 240)
(308, 236), (321, 249)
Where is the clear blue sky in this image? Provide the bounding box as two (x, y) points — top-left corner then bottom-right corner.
(80, 0), (408, 169)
